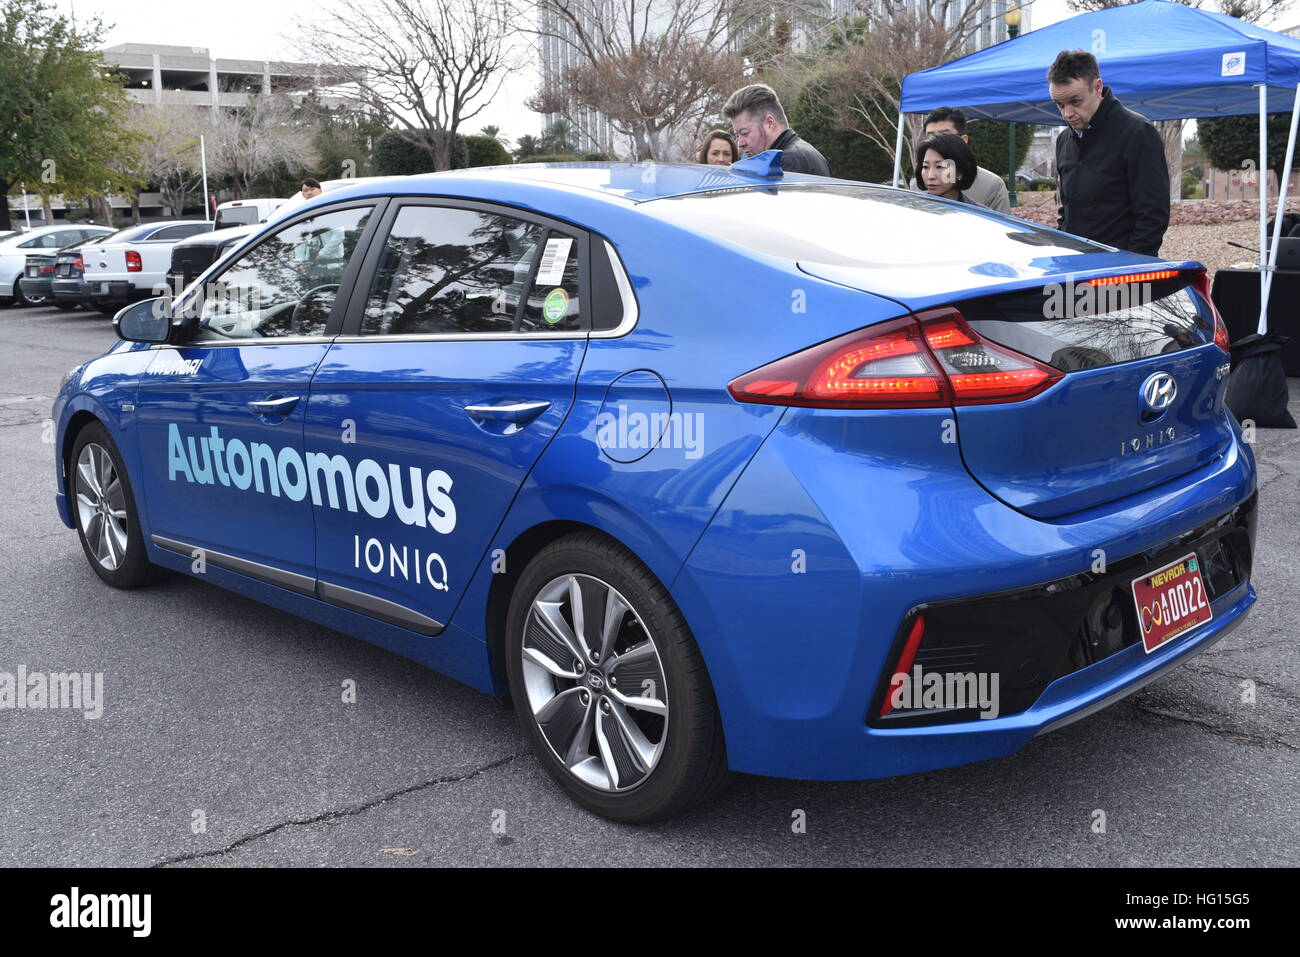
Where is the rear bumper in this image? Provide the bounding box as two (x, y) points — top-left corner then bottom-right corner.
(80, 280), (139, 302)
(51, 278), (85, 303)
(19, 277), (53, 296)
(673, 406), (1259, 780)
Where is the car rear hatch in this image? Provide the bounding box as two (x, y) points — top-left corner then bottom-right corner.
(786, 263), (1234, 519)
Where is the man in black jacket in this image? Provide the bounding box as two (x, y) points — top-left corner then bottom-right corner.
(1049, 49), (1169, 256)
(723, 83), (831, 176)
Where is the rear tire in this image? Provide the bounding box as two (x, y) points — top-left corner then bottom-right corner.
(12, 276), (45, 307)
(504, 532), (730, 823)
(69, 422), (160, 589)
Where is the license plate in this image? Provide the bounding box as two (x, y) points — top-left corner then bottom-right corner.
(97, 283), (109, 295)
(1131, 552), (1212, 653)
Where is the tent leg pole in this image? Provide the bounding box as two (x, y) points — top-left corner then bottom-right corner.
(1260, 82), (1300, 336)
(892, 113), (905, 188)
(1259, 85), (1268, 331)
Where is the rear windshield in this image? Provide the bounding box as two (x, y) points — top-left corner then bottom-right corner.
(647, 183), (1099, 266)
(215, 206), (260, 229)
(94, 224), (155, 246)
(959, 274), (1216, 371)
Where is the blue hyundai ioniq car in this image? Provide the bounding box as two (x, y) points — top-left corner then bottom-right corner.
(52, 157), (1257, 822)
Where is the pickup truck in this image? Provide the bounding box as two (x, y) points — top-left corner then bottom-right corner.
(166, 224), (255, 294)
(79, 220), (213, 313)
(213, 198), (285, 230)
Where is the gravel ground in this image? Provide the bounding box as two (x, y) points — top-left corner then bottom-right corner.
(1162, 219), (1264, 278)
(1015, 194), (1270, 279)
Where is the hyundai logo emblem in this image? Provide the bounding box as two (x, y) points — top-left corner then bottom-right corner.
(1141, 372), (1178, 412)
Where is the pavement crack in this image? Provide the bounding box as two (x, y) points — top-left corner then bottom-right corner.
(151, 752), (524, 867)
(1132, 701), (1299, 752)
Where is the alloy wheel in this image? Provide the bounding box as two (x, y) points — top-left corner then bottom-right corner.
(74, 442), (129, 571)
(520, 574), (668, 792)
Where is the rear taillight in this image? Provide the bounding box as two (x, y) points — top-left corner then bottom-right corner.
(1189, 269), (1230, 353)
(125, 250), (142, 272)
(38, 264), (55, 276)
(729, 309), (1062, 409)
(73, 255), (83, 272)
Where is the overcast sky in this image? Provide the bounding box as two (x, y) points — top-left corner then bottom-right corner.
(58, 0), (1287, 144)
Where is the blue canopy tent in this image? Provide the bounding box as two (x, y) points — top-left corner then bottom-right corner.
(895, 0), (1300, 334)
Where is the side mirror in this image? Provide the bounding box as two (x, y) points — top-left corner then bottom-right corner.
(114, 297), (171, 343)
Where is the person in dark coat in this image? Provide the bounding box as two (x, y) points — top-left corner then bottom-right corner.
(1048, 49), (1169, 256)
(722, 83), (831, 176)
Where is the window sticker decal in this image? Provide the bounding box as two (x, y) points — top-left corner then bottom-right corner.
(535, 236), (573, 286)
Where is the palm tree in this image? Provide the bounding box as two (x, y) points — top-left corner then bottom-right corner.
(540, 119), (576, 155)
(514, 133), (541, 160)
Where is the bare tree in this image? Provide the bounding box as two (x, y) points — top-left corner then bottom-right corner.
(207, 96), (319, 198)
(521, 0), (800, 161)
(800, 1), (1017, 175)
(292, 0), (518, 171)
(121, 105), (206, 218)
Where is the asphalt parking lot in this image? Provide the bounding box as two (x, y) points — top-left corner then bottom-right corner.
(1, 302), (1296, 867)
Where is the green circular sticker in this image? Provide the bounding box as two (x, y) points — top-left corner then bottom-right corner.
(542, 288), (569, 323)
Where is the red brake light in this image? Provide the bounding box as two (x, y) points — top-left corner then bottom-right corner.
(880, 615), (926, 717)
(73, 255), (84, 271)
(38, 264), (55, 276)
(125, 250), (142, 272)
(729, 309), (1062, 409)
(1188, 269), (1230, 353)
(729, 317), (950, 408)
(1084, 269), (1178, 286)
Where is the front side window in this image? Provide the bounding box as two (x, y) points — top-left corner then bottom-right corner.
(190, 205), (372, 342)
(361, 205), (582, 336)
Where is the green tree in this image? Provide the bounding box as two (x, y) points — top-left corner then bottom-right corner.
(373, 129), (469, 175)
(539, 120), (576, 155)
(785, 72), (894, 182)
(513, 134), (541, 160)
(1, 0), (139, 229)
(464, 134), (512, 168)
(964, 120), (1034, 181)
(1199, 113), (1294, 186)
(304, 95), (388, 181)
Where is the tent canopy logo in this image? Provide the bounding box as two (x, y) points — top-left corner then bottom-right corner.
(1221, 52), (1246, 76)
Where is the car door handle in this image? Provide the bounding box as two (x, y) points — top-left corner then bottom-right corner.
(463, 400), (551, 424)
(247, 395), (300, 416)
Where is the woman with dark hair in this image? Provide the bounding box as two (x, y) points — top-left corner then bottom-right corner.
(913, 133), (979, 205)
(697, 130), (739, 166)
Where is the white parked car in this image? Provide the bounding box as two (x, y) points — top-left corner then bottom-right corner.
(0, 224), (115, 307)
(79, 220), (213, 313)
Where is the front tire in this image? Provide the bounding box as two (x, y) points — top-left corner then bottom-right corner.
(505, 532), (730, 823)
(69, 422), (159, 588)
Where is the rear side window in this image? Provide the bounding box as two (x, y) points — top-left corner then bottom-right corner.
(361, 205), (582, 336)
(958, 274), (1216, 372)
